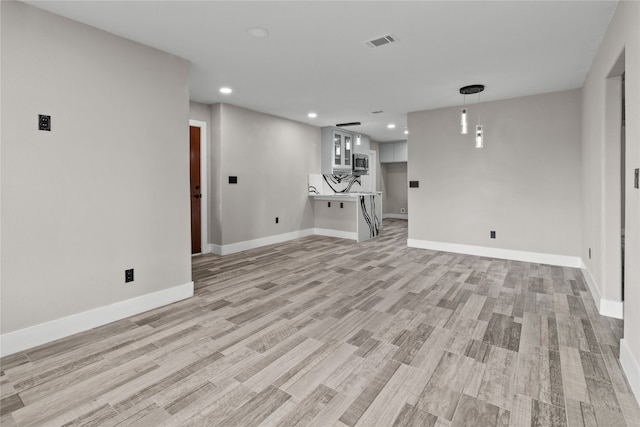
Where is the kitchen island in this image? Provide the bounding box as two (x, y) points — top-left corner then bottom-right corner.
(311, 192), (382, 242)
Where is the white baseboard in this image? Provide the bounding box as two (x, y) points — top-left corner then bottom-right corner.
(406, 239), (583, 268)
(620, 338), (640, 406)
(0, 282), (194, 357)
(383, 214), (408, 220)
(208, 228), (358, 256)
(313, 228), (358, 241)
(209, 243), (223, 255)
(210, 229), (316, 256)
(581, 265), (624, 319)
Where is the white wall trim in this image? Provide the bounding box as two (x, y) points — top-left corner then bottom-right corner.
(383, 213), (408, 220)
(189, 119), (209, 254)
(313, 228), (358, 241)
(209, 243), (223, 256)
(581, 264), (624, 319)
(213, 229), (316, 256)
(407, 239), (583, 268)
(620, 338), (640, 406)
(0, 282), (194, 357)
(208, 228), (358, 256)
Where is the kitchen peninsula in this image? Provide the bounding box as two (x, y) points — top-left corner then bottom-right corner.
(309, 174), (382, 243)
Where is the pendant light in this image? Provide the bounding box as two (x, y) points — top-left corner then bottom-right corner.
(461, 107), (468, 135)
(475, 125), (483, 148)
(459, 84), (485, 147)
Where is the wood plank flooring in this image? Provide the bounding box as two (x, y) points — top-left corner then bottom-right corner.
(2, 219), (639, 426)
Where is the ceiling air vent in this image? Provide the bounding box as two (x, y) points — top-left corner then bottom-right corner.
(365, 34), (398, 48)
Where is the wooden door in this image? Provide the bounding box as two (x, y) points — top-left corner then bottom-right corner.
(189, 126), (201, 254)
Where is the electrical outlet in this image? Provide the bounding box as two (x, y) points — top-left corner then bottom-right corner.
(125, 268), (134, 283)
(340, 202), (344, 208)
(38, 114), (51, 131)
(275, 217), (279, 224)
(490, 231), (496, 239)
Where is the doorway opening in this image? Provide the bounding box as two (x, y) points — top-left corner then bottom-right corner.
(621, 72), (625, 301)
(189, 120), (208, 255)
(603, 49), (625, 319)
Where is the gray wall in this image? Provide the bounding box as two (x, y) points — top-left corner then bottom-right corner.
(581, 0), (640, 380)
(407, 90), (582, 256)
(189, 103), (321, 247)
(1, 1), (191, 333)
(219, 104), (320, 244)
(381, 162), (408, 216)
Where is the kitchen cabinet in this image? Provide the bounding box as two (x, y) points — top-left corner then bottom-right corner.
(321, 127), (372, 174)
(334, 131), (352, 172)
(321, 128), (351, 174)
(380, 140), (408, 163)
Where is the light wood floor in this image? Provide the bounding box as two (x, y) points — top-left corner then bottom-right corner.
(2, 219), (639, 426)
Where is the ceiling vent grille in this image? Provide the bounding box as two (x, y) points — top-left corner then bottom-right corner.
(365, 34), (398, 48)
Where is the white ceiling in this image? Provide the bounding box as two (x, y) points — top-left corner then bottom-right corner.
(25, 0), (617, 142)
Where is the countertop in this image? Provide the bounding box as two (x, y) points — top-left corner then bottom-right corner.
(310, 192), (381, 200)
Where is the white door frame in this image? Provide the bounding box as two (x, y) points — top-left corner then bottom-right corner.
(189, 119), (209, 254)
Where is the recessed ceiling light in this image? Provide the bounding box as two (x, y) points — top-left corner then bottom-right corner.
(220, 87), (232, 94)
(307, 112), (317, 118)
(404, 130), (409, 135)
(387, 124), (396, 129)
(247, 27), (269, 38)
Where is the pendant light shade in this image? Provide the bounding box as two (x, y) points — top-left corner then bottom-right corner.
(475, 125), (484, 148)
(460, 108), (468, 134)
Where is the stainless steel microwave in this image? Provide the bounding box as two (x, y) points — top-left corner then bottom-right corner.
(352, 153), (369, 175)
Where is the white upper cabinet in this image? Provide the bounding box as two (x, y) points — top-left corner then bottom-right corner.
(380, 141), (408, 163)
(321, 127), (372, 174)
(380, 143), (394, 163)
(335, 131), (352, 171)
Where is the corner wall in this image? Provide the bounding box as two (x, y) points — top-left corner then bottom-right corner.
(218, 104), (320, 246)
(190, 103), (321, 254)
(1, 1), (192, 355)
(407, 90), (582, 266)
(581, 0), (640, 403)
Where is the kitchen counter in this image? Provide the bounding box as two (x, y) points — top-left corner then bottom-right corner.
(311, 192), (380, 200)
(311, 192), (382, 242)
